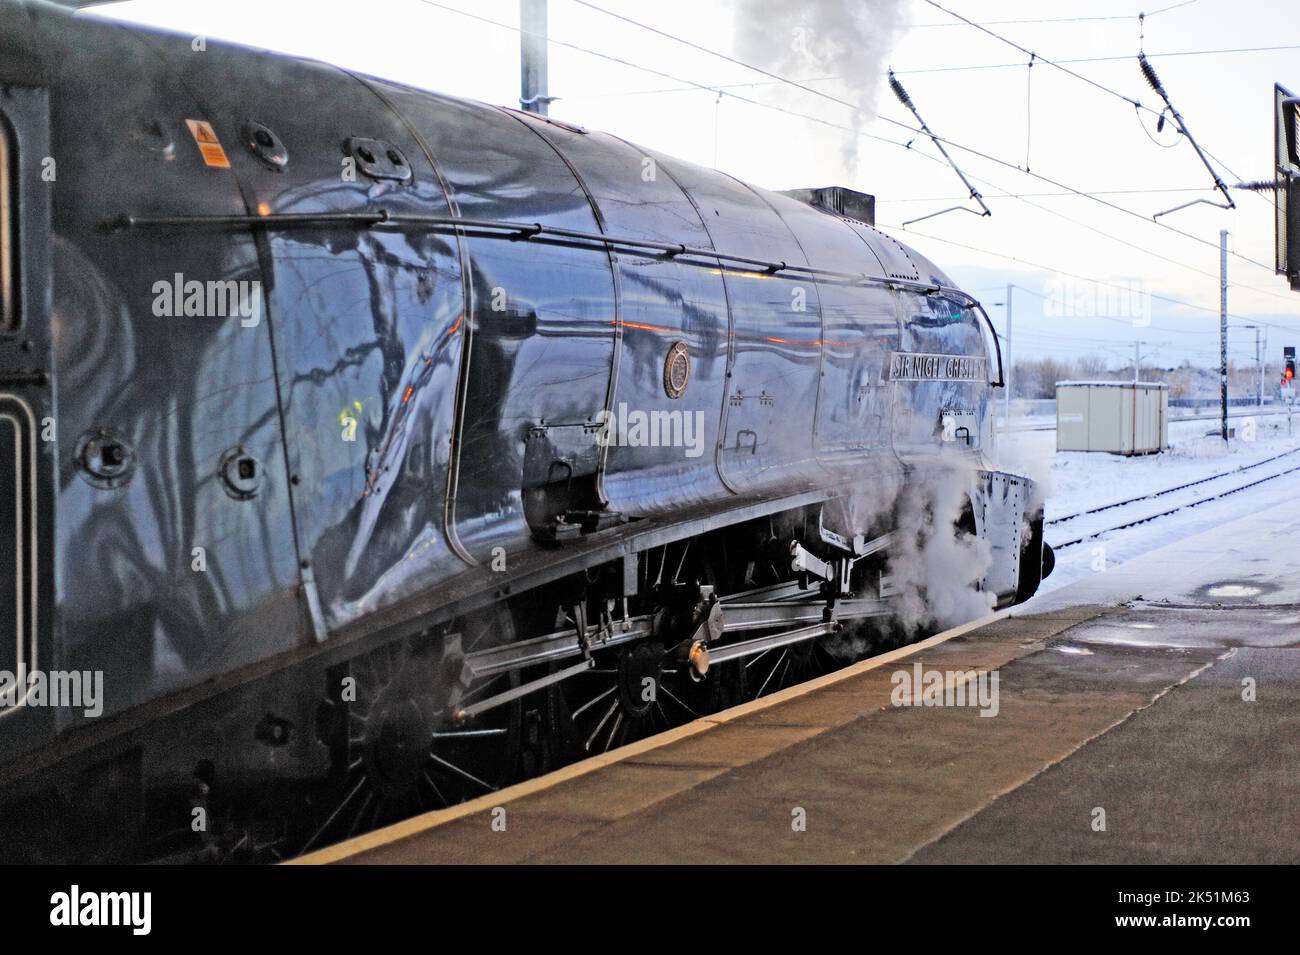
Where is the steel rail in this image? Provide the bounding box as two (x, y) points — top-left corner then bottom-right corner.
(1047, 446), (1300, 526)
(1051, 461), (1300, 549)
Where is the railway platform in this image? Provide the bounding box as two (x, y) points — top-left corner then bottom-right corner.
(296, 490), (1300, 865)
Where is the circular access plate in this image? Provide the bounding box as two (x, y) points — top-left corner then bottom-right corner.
(663, 340), (690, 399)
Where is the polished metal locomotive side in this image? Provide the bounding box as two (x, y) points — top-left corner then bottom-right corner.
(0, 1), (1047, 861)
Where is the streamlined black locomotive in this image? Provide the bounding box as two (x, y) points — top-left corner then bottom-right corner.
(0, 0), (1048, 861)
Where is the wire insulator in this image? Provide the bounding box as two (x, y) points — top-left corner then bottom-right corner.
(889, 71), (914, 111)
(1235, 179), (1285, 192)
(1138, 52), (1166, 98)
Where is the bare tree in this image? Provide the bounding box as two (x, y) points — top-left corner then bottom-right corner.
(1075, 354), (1109, 377)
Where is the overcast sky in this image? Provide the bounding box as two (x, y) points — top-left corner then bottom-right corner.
(95, 0), (1300, 375)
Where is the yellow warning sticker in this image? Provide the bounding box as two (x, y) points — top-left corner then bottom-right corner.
(184, 119), (231, 169)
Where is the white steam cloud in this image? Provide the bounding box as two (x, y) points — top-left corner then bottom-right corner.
(886, 459), (996, 635)
(733, 0), (909, 169)
(822, 454), (997, 665)
(994, 430), (1055, 513)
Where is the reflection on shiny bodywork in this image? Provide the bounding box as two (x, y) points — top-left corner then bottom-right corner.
(0, 3), (1007, 797)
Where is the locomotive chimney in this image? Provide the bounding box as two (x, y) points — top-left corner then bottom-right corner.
(779, 186), (876, 227)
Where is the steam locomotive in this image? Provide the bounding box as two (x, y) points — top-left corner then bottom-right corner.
(0, 0), (1049, 861)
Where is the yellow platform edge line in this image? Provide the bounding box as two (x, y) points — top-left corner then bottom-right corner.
(289, 607), (1010, 865)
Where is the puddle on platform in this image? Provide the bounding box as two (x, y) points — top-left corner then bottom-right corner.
(1204, 584), (1263, 598)
(1058, 602), (1300, 651)
(1189, 579), (1280, 604)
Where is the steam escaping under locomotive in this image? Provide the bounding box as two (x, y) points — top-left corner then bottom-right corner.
(0, 0), (1050, 861)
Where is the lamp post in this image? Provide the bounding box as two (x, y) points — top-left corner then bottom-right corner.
(1237, 325), (1263, 407)
(988, 285), (1014, 432)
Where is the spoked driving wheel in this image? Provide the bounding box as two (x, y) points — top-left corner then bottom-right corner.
(646, 537), (747, 717)
(741, 634), (839, 700)
(662, 655), (747, 715)
(553, 536), (750, 757)
(298, 607), (523, 855)
(557, 639), (701, 758)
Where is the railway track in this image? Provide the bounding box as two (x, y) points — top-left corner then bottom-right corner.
(1048, 447), (1300, 549)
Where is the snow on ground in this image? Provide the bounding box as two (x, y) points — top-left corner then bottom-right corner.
(1024, 468), (1300, 603)
(995, 406), (1290, 436)
(999, 413), (1300, 520)
(995, 412), (1300, 605)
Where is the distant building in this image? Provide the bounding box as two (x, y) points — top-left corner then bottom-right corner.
(1056, 381), (1169, 455)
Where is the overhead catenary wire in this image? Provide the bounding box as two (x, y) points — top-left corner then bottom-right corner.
(416, 0), (1295, 307)
(915, 0), (1271, 212)
(922, 0), (1142, 108)
(889, 44), (1300, 75)
(1148, 0), (1203, 17)
(894, 153), (1237, 291)
(1004, 285), (1241, 339)
(910, 2), (1200, 30)
(972, 283), (1284, 344)
(1136, 51), (1235, 210)
(888, 70), (991, 224)
(877, 222), (1300, 335)
(965, 171), (1239, 287)
(879, 186), (1219, 203)
(944, 144), (1297, 309)
(1134, 105), (1183, 149)
(567, 45), (1300, 88)
(912, 15), (1144, 29)
(567, 0), (1273, 219)
(555, 0), (1292, 293)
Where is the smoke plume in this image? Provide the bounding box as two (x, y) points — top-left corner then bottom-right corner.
(733, 0), (909, 169)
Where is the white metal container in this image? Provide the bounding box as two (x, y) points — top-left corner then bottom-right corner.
(1055, 381), (1169, 454)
